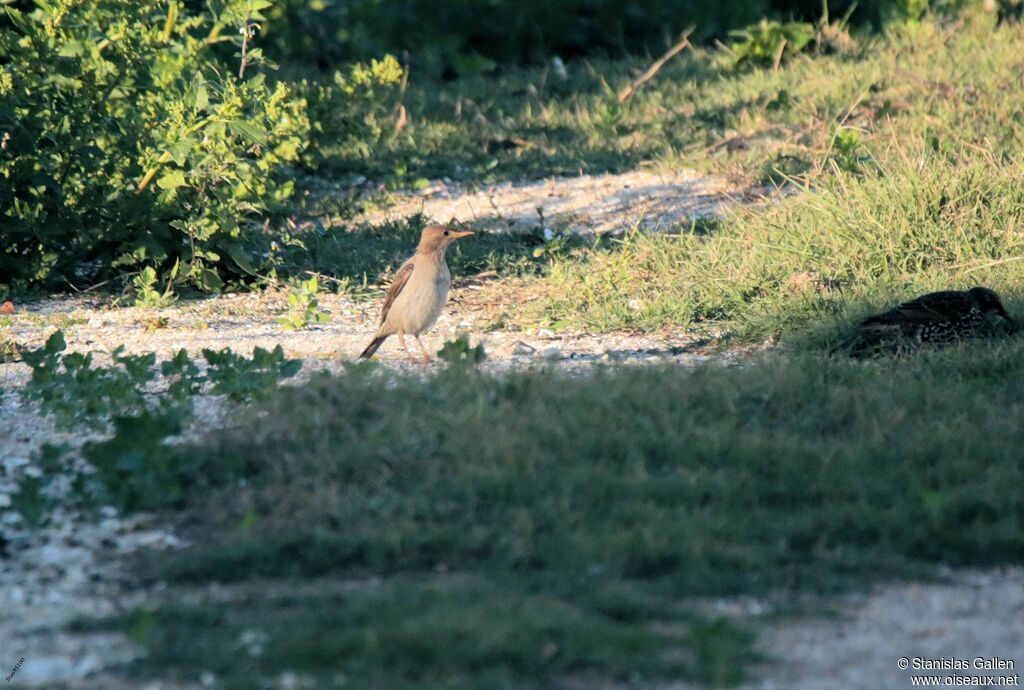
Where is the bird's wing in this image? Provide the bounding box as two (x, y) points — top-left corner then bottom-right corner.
(379, 259), (415, 325)
(861, 291), (967, 325)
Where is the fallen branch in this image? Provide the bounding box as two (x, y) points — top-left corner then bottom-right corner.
(617, 26), (694, 104)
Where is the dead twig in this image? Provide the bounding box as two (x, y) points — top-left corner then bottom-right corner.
(771, 37), (788, 71)
(617, 26), (694, 104)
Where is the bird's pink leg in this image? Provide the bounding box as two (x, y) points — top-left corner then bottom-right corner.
(397, 333), (416, 362)
(415, 336), (431, 363)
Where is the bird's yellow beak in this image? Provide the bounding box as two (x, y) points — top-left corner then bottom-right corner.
(450, 230), (474, 239)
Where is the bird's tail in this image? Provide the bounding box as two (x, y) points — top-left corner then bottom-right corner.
(359, 334), (388, 359)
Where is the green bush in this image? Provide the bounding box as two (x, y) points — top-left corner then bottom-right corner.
(0, 0), (308, 293)
(294, 55), (403, 167)
(0, 1), (400, 295)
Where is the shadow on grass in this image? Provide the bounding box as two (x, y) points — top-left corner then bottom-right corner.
(71, 339), (1024, 688)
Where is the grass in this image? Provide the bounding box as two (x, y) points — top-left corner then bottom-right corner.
(520, 19), (1024, 338)
(82, 337), (1024, 688)
(310, 21), (866, 185)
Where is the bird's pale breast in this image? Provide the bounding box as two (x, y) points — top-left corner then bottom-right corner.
(386, 258), (450, 335)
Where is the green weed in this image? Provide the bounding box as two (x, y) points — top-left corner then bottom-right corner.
(20, 332), (302, 429)
(437, 334), (487, 366)
(277, 276), (333, 330)
(21, 332), (156, 430)
(201, 345), (303, 402)
(727, 20), (815, 69)
(131, 266), (177, 309)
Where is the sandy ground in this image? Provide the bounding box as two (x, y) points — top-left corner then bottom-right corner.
(354, 169), (761, 235)
(1, 169), (1020, 688)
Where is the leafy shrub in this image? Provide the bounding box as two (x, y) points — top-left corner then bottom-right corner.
(132, 266), (178, 308)
(14, 334), (303, 515)
(0, 1), (399, 296)
(0, 0), (307, 293)
(295, 56), (404, 167)
(81, 407), (202, 511)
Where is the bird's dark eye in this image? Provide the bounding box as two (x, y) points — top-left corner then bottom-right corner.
(444, 230), (450, 236)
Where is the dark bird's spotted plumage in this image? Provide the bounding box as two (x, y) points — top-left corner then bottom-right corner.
(853, 286), (1014, 354)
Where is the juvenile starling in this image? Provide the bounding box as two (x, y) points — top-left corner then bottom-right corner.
(855, 286), (1014, 352)
(359, 224), (474, 362)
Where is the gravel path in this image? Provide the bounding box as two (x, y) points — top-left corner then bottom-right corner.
(743, 567), (1024, 690)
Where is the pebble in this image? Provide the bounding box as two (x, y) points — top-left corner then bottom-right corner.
(513, 341), (536, 356)
(542, 347), (562, 361)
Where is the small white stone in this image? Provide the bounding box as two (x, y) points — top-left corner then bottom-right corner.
(536, 328), (555, 338)
(99, 518), (122, 533)
(542, 347), (562, 361)
(3, 512), (22, 526)
(201, 671), (216, 687)
(4, 456), (29, 469)
(513, 342), (536, 356)
(551, 56), (568, 80)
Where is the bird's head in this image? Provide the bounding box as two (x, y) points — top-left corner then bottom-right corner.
(417, 224), (474, 255)
(969, 286), (1014, 324)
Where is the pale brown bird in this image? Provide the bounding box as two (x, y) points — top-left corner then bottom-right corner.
(360, 224), (474, 362)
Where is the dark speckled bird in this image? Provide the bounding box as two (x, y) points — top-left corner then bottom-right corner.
(856, 287), (1014, 350)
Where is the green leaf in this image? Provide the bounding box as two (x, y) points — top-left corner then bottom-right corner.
(157, 171), (187, 190)
(197, 268), (225, 292)
(4, 7), (32, 35)
(228, 120), (268, 144)
(224, 243), (257, 274)
(168, 138), (196, 166)
(45, 331), (67, 354)
(193, 81), (209, 111)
